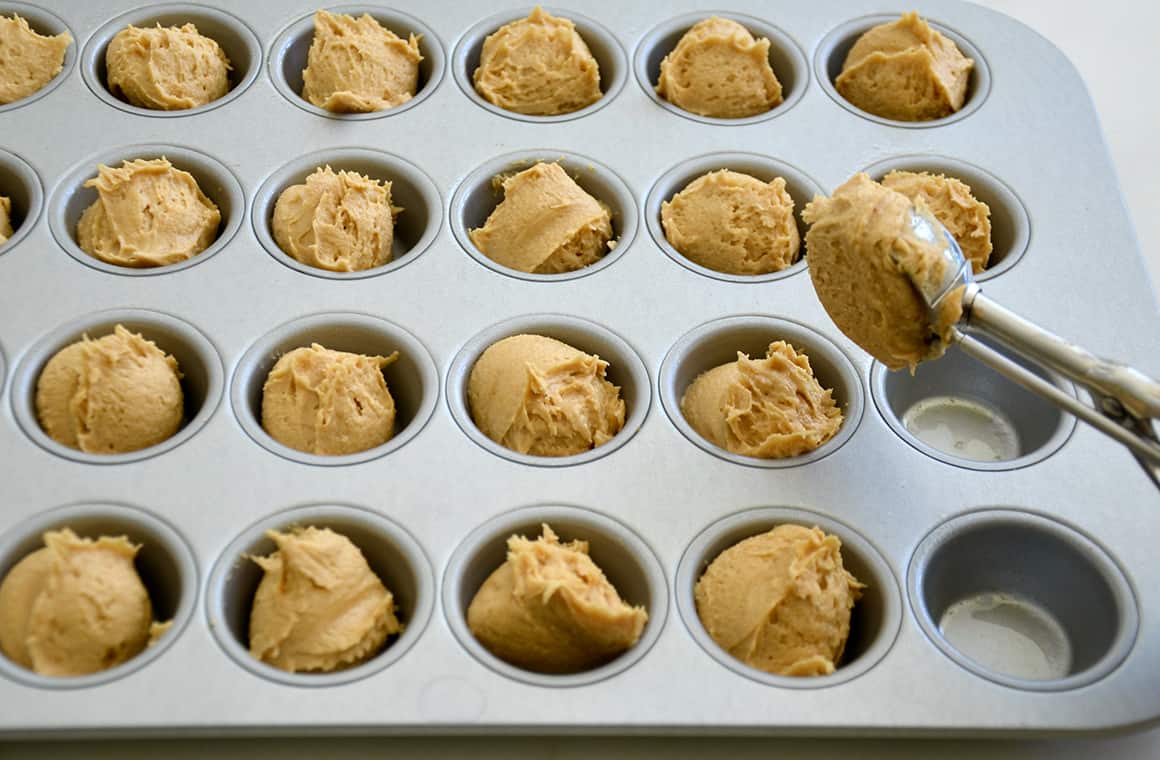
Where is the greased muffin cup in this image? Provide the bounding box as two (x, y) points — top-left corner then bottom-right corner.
(0, 2), (76, 114)
(0, 147), (43, 257)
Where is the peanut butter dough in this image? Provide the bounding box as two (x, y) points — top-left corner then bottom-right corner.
(272, 166), (399, 272)
(881, 170), (992, 274)
(35, 325), (184, 454)
(835, 12), (973, 122)
(661, 169), (799, 275)
(473, 7), (602, 116)
(248, 527), (401, 673)
(0, 14), (71, 105)
(0, 195), (11, 244)
(301, 10), (422, 114)
(468, 334), (626, 457)
(469, 162), (614, 274)
(106, 23), (231, 111)
(681, 342), (842, 458)
(0, 529), (171, 677)
(76, 157), (221, 268)
(467, 524), (648, 673)
(656, 17), (782, 119)
(695, 524), (864, 677)
(261, 344), (399, 456)
(803, 173), (964, 371)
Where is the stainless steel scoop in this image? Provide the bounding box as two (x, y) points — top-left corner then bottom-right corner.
(907, 208), (1160, 486)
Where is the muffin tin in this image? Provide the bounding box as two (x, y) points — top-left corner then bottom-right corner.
(0, 0), (1157, 737)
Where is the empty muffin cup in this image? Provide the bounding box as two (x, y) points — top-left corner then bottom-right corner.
(0, 502), (197, 689)
(10, 308), (224, 465)
(909, 509), (1137, 690)
(252, 148), (442, 280)
(677, 506), (901, 688)
(0, 2), (75, 114)
(206, 503), (434, 688)
(442, 504), (667, 687)
(0, 147), (43, 256)
(80, 3), (262, 117)
(449, 149), (637, 282)
(268, 4), (444, 121)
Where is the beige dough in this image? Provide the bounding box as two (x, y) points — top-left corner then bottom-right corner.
(469, 162), (613, 274)
(468, 334), (625, 457)
(803, 173), (964, 371)
(106, 23), (231, 110)
(661, 169), (799, 275)
(881, 170), (992, 274)
(467, 524), (648, 673)
(301, 10), (422, 114)
(835, 12), (973, 122)
(681, 341), (843, 458)
(656, 17), (782, 118)
(695, 524), (864, 677)
(261, 343), (399, 456)
(0, 14), (71, 105)
(0, 195), (11, 244)
(35, 324), (184, 454)
(272, 166), (399, 272)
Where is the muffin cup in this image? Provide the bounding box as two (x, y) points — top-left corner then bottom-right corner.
(10, 308), (224, 465)
(0, 147), (44, 257)
(205, 503), (435, 688)
(0, 2), (76, 114)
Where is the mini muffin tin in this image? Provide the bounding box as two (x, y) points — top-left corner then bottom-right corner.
(0, 0), (1157, 738)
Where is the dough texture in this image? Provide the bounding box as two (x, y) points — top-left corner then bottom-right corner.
(469, 162), (613, 274)
(249, 527), (401, 673)
(0, 14), (71, 105)
(0, 195), (11, 244)
(106, 23), (230, 110)
(467, 524), (648, 673)
(881, 170), (992, 274)
(695, 524), (864, 677)
(656, 17), (782, 118)
(467, 334), (625, 457)
(661, 169), (799, 275)
(301, 10), (422, 113)
(35, 324), (184, 454)
(473, 7), (602, 116)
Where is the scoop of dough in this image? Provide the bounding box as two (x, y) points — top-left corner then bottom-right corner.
(106, 23), (231, 110)
(0, 14), (71, 105)
(301, 10), (422, 114)
(76, 157), (221, 268)
(0, 529), (169, 677)
(0, 195), (12, 244)
(469, 162), (613, 274)
(661, 169), (799, 275)
(272, 166), (398, 272)
(473, 6), (602, 116)
(261, 343), (399, 456)
(35, 324), (184, 454)
(695, 524), (864, 677)
(248, 526), (401, 673)
(656, 17), (782, 118)
(467, 524), (648, 673)
(881, 170), (992, 274)
(835, 12), (973, 122)
(468, 334), (626, 456)
(803, 173), (964, 371)
(681, 341), (842, 458)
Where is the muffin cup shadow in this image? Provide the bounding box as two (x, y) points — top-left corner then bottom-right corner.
(0, 147), (44, 258)
(0, 2), (76, 114)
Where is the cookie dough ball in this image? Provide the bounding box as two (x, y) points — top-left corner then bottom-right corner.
(656, 17), (782, 118)
(261, 343), (399, 456)
(35, 325), (184, 454)
(695, 524), (864, 677)
(0, 529), (170, 677)
(803, 173), (964, 371)
(469, 162), (614, 274)
(681, 342), (843, 458)
(248, 526), (401, 673)
(881, 170), (992, 274)
(301, 10), (422, 114)
(835, 12), (973, 122)
(467, 524), (648, 673)
(661, 169), (799, 275)
(0, 14), (71, 105)
(0, 195), (11, 244)
(473, 7), (602, 116)
(272, 167), (398, 272)
(76, 157), (221, 268)
(468, 334), (626, 457)
(106, 23), (231, 111)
